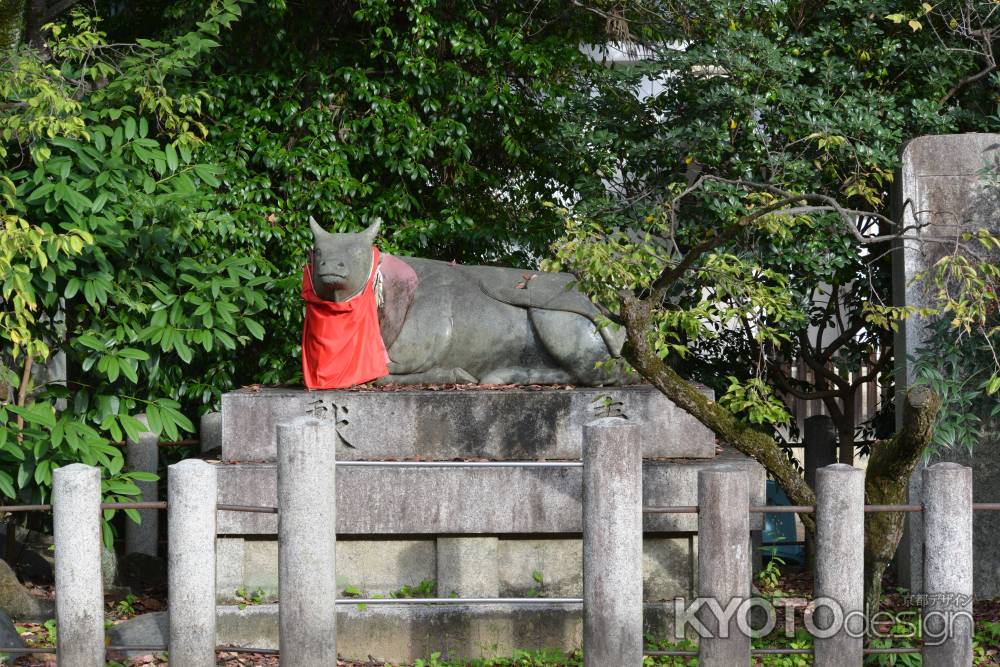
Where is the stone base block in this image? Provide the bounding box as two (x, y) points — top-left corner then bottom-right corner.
(217, 602), (681, 663)
(221, 385), (716, 461)
(215, 535), (698, 604)
(215, 452), (765, 535)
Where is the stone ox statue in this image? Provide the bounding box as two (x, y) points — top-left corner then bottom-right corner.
(307, 218), (627, 386)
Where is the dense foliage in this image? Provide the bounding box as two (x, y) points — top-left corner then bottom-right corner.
(0, 0), (609, 530)
(173, 0), (606, 384)
(552, 0), (1000, 456)
(1, 3), (265, 537)
(548, 0), (1000, 610)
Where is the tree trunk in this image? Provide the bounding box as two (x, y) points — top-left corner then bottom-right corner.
(620, 294), (939, 614)
(0, 0), (27, 50)
(24, 0), (45, 48)
(862, 385), (937, 617)
(619, 295), (817, 529)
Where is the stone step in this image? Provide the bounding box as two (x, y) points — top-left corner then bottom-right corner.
(221, 385), (716, 461)
(214, 450), (765, 535)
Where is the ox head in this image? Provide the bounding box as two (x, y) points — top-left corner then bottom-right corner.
(309, 217), (381, 302)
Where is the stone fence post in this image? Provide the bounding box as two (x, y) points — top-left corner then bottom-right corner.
(697, 467), (750, 665)
(277, 417), (338, 666)
(53, 463), (104, 667)
(168, 459), (217, 666)
(582, 418), (642, 667)
(814, 464), (864, 666)
(125, 415), (158, 557)
(922, 462), (973, 666)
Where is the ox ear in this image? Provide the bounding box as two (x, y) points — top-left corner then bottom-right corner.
(309, 216), (329, 242)
(361, 217), (381, 245)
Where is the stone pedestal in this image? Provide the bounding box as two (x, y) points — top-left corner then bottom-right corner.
(214, 385), (765, 662)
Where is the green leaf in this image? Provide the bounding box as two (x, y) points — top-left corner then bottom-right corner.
(78, 335), (105, 351)
(145, 405), (163, 436)
(175, 339), (193, 364)
(244, 318), (265, 340)
(106, 357), (120, 382)
(34, 460), (51, 486)
(0, 472), (15, 499)
(165, 143), (178, 171)
(16, 463), (30, 489)
(9, 404), (56, 429)
(102, 522), (114, 550)
(118, 348), (150, 361)
(119, 360), (138, 384)
(119, 414), (146, 442)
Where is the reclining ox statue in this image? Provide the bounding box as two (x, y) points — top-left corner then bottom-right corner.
(305, 218), (628, 387)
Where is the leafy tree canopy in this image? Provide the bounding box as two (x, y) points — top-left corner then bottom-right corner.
(549, 0), (1000, 611)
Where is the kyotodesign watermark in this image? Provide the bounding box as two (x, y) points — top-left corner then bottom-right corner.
(673, 594), (973, 646)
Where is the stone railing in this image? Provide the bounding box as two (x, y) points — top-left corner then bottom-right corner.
(5, 417), (984, 665)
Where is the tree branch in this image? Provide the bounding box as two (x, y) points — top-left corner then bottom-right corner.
(649, 194), (811, 293)
(619, 293), (816, 530)
(798, 331), (850, 390)
(939, 62), (997, 105)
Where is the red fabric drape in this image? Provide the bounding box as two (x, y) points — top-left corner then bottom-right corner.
(301, 247), (389, 389)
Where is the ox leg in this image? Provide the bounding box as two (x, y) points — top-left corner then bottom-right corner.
(529, 309), (631, 386)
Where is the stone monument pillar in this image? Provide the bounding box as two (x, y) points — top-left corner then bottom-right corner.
(893, 133), (1000, 597)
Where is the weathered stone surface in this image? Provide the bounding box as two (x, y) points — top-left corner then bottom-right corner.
(221, 385), (716, 461)
(215, 537), (245, 603)
(0, 609), (26, 652)
(216, 602), (683, 663)
(922, 463), (973, 665)
(893, 133), (1000, 597)
(276, 417), (338, 665)
(644, 536), (697, 601)
(217, 535), (696, 605)
(167, 459), (217, 666)
(0, 559), (52, 620)
(217, 538), (438, 603)
(814, 464), (864, 665)
(697, 468), (751, 663)
(53, 463), (104, 667)
(929, 433), (1000, 600)
(582, 419), (643, 666)
(200, 411), (222, 455)
(215, 450), (764, 536)
(125, 415), (158, 559)
(499, 539), (582, 598)
(106, 612), (168, 658)
(437, 537), (499, 598)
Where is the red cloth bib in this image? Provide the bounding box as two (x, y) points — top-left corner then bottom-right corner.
(301, 247), (389, 389)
